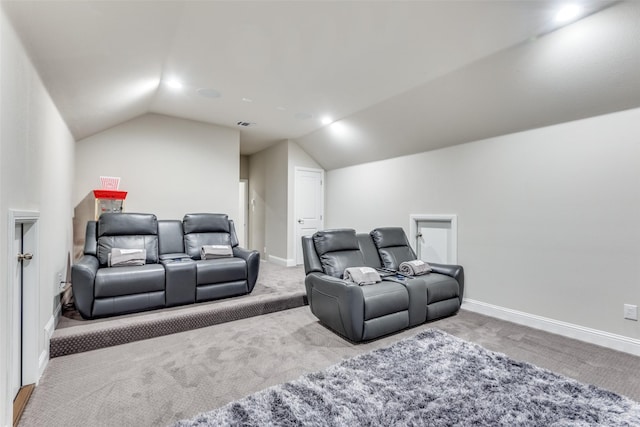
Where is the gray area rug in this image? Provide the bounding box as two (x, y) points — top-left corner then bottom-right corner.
(174, 329), (640, 426)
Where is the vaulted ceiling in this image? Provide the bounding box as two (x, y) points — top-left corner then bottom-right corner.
(4, 1), (639, 170)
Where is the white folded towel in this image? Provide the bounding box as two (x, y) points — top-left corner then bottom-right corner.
(201, 245), (233, 260)
(399, 260), (432, 276)
(109, 248), (146, 267)
(343, 267), (382, 286)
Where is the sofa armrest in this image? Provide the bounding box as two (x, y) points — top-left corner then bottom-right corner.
(305, 272), (365, 341)
(233, 247), (261, 292)
(430, 262), (465, 303)
(71, 255), (100, 319)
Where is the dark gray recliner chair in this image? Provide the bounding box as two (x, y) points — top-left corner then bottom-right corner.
(302, 227), (465, 342)
(73, 213), (166, 319)
(72, 212), (261, 319)
(370, 227), (464, 320)
(302, 229), (411, 342)
(182, 213), (260, 302)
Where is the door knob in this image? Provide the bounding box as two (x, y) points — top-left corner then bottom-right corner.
(298, 219), (304, 224)
(17, 253), (33, 261)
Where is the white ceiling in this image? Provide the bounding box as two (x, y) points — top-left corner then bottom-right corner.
(4, 0), (637, 169)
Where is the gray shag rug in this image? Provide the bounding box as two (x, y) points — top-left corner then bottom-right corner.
(174, 329), (640, 426)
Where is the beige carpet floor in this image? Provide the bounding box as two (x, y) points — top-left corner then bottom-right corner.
(20, 306), (640, 426)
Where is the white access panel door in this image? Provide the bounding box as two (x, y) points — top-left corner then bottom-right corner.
(295, 168), (324, 265)
(417, 222), (449, 263)
(413, 216), (457, 264)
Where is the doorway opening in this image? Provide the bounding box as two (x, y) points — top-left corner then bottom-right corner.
(409, 214), (458, 264)
(238, 180), (249, 248)
(6, 210), (39, 426)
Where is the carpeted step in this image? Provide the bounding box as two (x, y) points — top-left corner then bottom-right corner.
(51, 292), (307, 357)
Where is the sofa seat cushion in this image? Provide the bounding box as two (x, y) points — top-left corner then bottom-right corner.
(95, 264), (165, 298)
(361, 281), (409, 321)
(196, 257), (247, 285)
(422, 273), (459, 304)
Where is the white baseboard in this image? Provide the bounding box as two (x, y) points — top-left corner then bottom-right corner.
(462, 299), (640, 357)
(268, 255), (296, 267)
(39, 306), (59, 380)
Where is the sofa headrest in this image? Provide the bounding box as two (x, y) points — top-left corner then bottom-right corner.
(370, 227), (411, 249)
(183, 213), (230, 234)
(313, 229), (359, 256)
(98, 213), (158, 237)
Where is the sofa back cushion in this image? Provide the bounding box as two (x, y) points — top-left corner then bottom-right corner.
(96, 213), (159, 266)
(158, 220), (185, 255)
(357, 233), (383, 269)
(313, 229), (366, 278)
(183, 213), (238, 259)
(370, 227), (416, 270)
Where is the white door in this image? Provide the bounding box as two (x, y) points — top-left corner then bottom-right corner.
(238, 180), (248, 248)
(5, 212), (38, 426)
(12, 224), (23, 400)
(417, 221), (450, 263)
(413, 215), (457, 264)
(295, 168), (324, 265)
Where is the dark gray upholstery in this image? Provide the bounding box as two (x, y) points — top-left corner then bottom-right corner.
(370, 227), (416, 270)
(313, 229), (366, 278)
(162, 258), (196, 307)
(96, 213), (159, 266)
(430, 262), (465, 305)
(94, 264), (165, 297)
(182, 213), (259, 300)
(158, 220), (185, 255)
(302, 227), (465, 342)
(370, 226), (464, 320)
(71, 212), (260, 319)
(70, 213), (166, 318)
(83, 220), (98, 256)
(302, 236), (323, 276)
(183, 213), (240, 259)
(357, 233), (382, 268)
(302, 229), (410, 342)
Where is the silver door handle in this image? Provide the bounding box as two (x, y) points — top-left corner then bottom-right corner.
(416, 233), (423, 238)
(17, 253), (33, 261)
(298, 219), (304, 224)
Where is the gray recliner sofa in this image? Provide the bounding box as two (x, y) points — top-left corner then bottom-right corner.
(72, 212), (260, 319)
(302, 227), (464, 342)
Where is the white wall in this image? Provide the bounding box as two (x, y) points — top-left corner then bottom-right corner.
(326, 107), (640, 342)
(248, 140), (288, 259)
(74, 113), (240, 222)
(0, 8), (75, 425)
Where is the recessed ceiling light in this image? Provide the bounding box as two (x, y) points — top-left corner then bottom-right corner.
(197, 88), (221, 98)
(321, 116), (333, 125)
(166, 79), (183, 89)
(555, 4), (582, 23)
(242, 97), (253, 103)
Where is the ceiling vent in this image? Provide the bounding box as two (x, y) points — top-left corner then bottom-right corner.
(236, 121), (255, 127)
